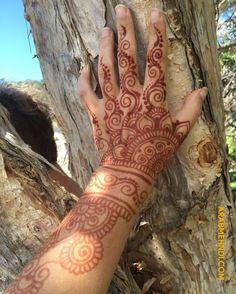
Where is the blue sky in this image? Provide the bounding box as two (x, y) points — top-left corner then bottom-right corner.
(0, 1), (42, 81)
(0, 2), (232, 82)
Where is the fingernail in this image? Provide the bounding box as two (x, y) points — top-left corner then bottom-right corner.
(101, 27), (111, 38)
(151, 9), (162, 23)
(200, 87), (208, 100)
(115, 4), (128, 17)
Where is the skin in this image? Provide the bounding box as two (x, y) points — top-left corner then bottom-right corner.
(4, 6), (207, 294)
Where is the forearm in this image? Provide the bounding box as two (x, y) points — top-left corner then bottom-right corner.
(5, 4), (206, 293)
(4, 166), (150, 294)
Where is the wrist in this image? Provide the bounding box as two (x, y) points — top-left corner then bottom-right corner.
(84, 165), (153, 211)
(99, 162), (154, 186)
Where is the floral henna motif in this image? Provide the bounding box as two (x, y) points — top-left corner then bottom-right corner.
(59, 236), (102, 274)
(95, 25), (190, 181)
(6, 16), (192, 294)
(5, 260), (50, 294)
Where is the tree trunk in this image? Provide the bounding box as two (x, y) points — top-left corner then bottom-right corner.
(0, 0), (235, 293)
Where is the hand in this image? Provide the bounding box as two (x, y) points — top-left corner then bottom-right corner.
(78, 5), (207, 183)
(4, 7), (209, 294)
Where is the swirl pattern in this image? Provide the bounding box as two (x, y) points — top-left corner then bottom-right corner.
(5, 193), (135, 294)
(5, 10), (191, 294)
(60, 237), (103, 274)
(94, 25), (190, 182)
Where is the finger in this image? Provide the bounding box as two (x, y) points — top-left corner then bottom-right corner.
(115, 4), (140, 90)
(78, 65), (110, 154)
(143, 9), (167, 109)
(172, 87), (208, 133)
(78, 64), (101, 112)
(98, 27), (119, 100)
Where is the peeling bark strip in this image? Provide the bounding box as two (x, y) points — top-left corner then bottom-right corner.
(0, 0), (235, 293)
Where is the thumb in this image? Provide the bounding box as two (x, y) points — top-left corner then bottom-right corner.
(78, 64), (100, 111)
(172, 87), (208, 129)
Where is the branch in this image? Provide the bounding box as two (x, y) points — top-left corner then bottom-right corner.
(219, 0), (236, 13)
(218, 40), (236, 51)
(217, 7), (236, 30)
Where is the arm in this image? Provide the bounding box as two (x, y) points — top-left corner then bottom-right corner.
(4, 5), (207, 294)
(5, 166), (146, 294)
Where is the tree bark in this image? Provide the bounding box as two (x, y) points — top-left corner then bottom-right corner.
(0, 0), (235, 293)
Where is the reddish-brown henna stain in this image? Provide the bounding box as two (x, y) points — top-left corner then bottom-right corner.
(5, 24), (190, 294)
(87, 172), (148, 207)
(96, 25), (190, 180)
(5, 190), (135, 293)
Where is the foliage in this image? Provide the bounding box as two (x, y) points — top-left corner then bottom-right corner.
(0, 79), (50, 104)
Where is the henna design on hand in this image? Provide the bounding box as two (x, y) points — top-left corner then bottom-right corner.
(5, 8), (195, 293)
(90, 25), (190, 184)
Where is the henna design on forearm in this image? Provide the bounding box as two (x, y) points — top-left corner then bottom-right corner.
(87, 171), (148, 207)
(5, 173), (137, 293)
(5, 19), (191, 294)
